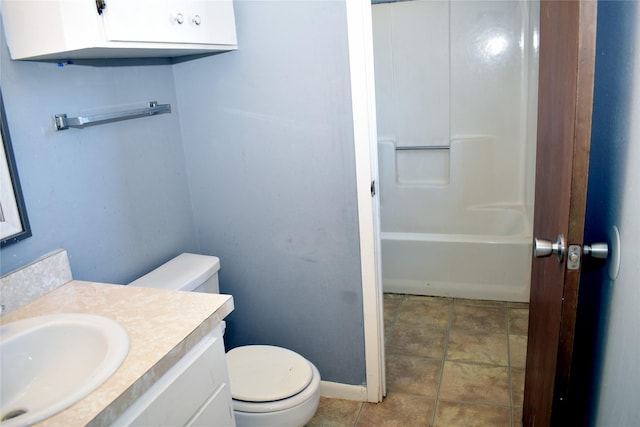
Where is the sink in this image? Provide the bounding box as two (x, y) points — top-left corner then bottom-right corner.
(0, 313), (130, 426)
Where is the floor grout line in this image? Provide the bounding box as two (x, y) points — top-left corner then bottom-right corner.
(384, 294), (404, 347)
(506, 304), (515, 427)
(352, 401), (365, 427)
(436, 398), (512, 407)
(430, 297), (455, 426)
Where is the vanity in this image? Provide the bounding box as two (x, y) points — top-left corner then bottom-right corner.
(0, 258), (235, 426)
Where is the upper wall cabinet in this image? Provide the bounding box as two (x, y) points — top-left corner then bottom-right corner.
(0, 0), (237, 61)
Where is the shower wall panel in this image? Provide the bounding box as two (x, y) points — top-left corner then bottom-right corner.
(372, 1), (450, 148)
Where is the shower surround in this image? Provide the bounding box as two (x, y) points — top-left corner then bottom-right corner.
(373, 0), (539, 302)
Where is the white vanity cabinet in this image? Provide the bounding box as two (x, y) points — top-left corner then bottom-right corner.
(0, 0), (237, 61)
(114, 324), (236, 426)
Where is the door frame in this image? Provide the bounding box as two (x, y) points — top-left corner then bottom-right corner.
(346, 0), (385, 403)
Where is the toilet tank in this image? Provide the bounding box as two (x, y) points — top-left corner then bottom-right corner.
(128, 253), (220, 294)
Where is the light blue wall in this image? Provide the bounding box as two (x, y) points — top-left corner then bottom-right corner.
(0, 1), (367, 386)
(173, 1), (366, 385)
(588, 1), (640, 424)
(0, 21), (198, 283)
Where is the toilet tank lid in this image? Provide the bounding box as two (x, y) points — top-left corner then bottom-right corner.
(128, 253), (220, 292)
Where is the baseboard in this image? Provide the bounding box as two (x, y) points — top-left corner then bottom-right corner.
(319, 381), (368, 402)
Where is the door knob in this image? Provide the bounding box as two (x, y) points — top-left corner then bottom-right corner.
(535, 234), (610, 269)
(583, 242), (608, 259)
(567, 241), (609, 270)
(534, 234), (565, 262)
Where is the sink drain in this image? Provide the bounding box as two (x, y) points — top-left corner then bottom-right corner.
(1, 409), (28, 421)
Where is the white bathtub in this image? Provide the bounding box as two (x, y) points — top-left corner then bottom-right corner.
(381, 208), (532, 302)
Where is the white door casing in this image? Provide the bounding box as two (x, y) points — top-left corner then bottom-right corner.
(345, 0), (385, 402)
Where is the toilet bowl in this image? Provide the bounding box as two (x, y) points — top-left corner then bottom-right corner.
(128, 253), (321, 427)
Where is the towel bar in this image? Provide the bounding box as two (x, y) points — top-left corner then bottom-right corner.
(54, 101), (171, 131)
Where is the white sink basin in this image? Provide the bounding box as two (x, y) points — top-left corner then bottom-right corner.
(0, 313), (130, 426)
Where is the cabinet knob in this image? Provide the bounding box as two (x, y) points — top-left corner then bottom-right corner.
(95, 0), (106, 15)
(193, 15), (202, 25)
(175, 13), (184, 24)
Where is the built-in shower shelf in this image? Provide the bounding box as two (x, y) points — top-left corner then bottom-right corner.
(395, 145), (450, 151)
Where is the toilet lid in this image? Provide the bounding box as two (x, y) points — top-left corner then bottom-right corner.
(226, 345), (313, 402)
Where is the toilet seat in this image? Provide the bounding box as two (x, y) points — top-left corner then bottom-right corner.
(227, 345), (320, 414)
(232, 363), (320, 414)
(227, 345), (313, 401)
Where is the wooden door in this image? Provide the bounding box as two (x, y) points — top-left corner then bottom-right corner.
(523, 1), (598, 426)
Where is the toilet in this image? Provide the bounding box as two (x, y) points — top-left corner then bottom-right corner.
(128, 253), (321, 427)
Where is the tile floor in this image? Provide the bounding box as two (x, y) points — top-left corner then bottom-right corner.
(307, 293), (529, 427)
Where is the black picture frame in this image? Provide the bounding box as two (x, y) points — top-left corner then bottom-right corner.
(0, 89), (31, 247)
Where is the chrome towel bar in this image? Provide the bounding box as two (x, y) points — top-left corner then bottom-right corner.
(54, 101), (171, 131)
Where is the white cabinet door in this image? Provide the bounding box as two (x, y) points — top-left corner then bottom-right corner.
(187, 383), (235, 427)
(0, 0), (237, 60)
(114, 325), (235, 426)
(101, 0), (236, 46)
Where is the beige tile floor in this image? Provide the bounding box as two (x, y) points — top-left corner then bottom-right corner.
(307, 293), (529, 427)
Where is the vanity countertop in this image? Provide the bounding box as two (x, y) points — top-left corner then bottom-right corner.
(0, 280), (234, 426)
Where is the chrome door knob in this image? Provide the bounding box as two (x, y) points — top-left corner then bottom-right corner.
(583, 242), (608, 259)
(534, 234), (566, 262)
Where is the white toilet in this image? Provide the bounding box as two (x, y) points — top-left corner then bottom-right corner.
(128, 253), (321, 427)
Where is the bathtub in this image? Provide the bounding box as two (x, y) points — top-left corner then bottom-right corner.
(381, 208), (532, 302)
